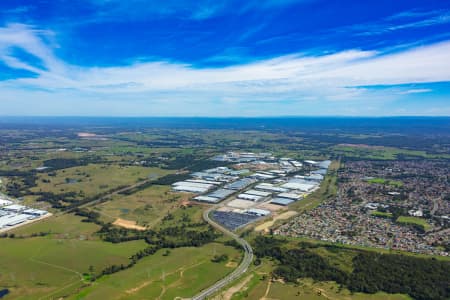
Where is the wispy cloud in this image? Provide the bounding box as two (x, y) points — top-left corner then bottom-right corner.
(337, 9), (450, 36)
(385, 9), (446, 21)
(82, 0), (309, 21)
(398, 88), (432, 94)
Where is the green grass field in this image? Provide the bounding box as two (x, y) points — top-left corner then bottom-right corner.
(396, 216), (431, 231)
(367, 178), (403, 187)
(371, 211), (393, 218)
(11, 213), (100, 238)
(68, 243), (241, 300)
(91, 185), (199, 228)
(0, 236), (147, 300)
(30, 164), (171, 198)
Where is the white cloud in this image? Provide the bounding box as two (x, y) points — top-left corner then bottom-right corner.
(1, 23), (450, 115)
(398, 88), (432, 95)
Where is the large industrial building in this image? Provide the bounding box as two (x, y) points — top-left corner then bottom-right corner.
(0, 202), (49, 231)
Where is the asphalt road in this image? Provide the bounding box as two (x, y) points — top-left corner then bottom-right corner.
(192, 206), (254, 300)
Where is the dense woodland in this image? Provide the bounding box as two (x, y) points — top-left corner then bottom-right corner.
(252, 236), (450, 300)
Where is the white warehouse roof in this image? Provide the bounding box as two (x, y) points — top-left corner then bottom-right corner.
(281, 182), (317, 192)
(277, 192), (302, 200)
(172, 185), (209, 193)
(3, 204), (27, 211)
(194, 196), (221, 203)
(245, 189), (271, 197)
(237, 193), (262, 202)
(0, 199), (13, 206)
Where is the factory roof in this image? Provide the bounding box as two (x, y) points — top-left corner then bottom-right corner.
(0, 213), (31, 228)
(172, 185), (209, 193)
(311, 169), (327, 175)
(277, 192), (302, 200)
(318, 160), (332, 169)
(172, 181), (214, 189)
(185, 179), (222, 185)
(194, 196), (221, 203)
(245, 189), (271, 197)
(252, 173), (276, 180)
(281, 182), (317, 191)
(225, 178), (256, 190)
(306, 173), (324, 180)
(270, 198), (295, 206)
(0, 199), (13, 206)
(237, 193), (262, 201)
(207, 188), (235, 199)
(3, 204), (27, 211)
(254, 184), (288, 193)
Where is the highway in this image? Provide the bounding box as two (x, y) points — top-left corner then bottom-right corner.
(192, 206), (254, 300)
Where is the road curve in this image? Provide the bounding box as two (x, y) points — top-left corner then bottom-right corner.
(192, 207), (254, 300)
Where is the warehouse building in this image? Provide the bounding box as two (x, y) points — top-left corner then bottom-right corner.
(281, 182), (317, 191)
(304, 174), (324, 181)
(318, 160), (331, 169)
(23, 208), (48, 216)
(270, 197), (295, 206)
(251, 173), (276, 180)
(207, 188), (235, 200)
(185, 179), (222, 185)
(0, 199), (12, 206)
(277, 192), (302, 200)
(173, 181), (214, 190)
(237, 193), (262, 202)
(3, 204), (27, 212)
(0, 214), (31, 228)
(193, 195), (221, 203)
(225, 178), (256, 190)
(245, 189), (271, 197)
(255, 183), (288, 193)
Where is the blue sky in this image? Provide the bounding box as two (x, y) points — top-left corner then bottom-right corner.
(0, 0), (450, 116)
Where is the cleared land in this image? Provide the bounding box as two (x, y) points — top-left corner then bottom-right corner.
(112, 218), (146, 230)
(254, 211), (298, 232)
(92, 185), (196, 228)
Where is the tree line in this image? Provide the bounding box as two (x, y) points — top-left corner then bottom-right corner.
(252, 236), (450, 300)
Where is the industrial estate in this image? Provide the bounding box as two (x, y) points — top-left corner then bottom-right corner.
(172, 152), (330, 230)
